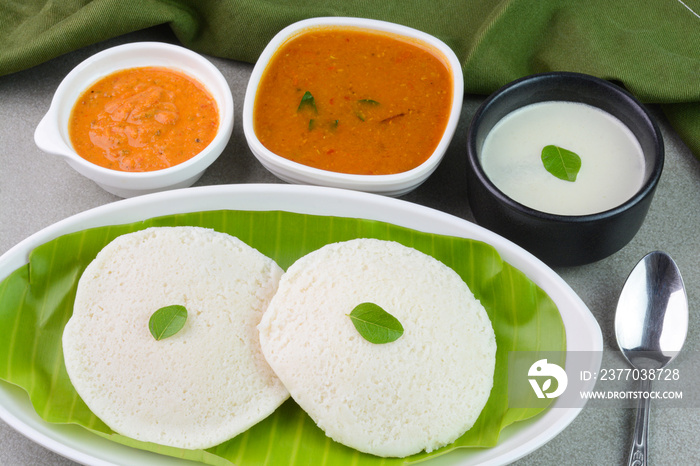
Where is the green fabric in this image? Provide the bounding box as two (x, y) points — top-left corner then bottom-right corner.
(1, 0), (699, 159)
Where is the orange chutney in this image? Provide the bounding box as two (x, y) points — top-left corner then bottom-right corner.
(253, 27), (453, 175)
(69, 66), (219, 172)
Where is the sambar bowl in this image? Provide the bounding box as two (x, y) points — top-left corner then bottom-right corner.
(466, 72), (664, 266)
(34, 42), (234, 198)
(243, 17), (464, 197)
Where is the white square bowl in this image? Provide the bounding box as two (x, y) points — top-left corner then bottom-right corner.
(243, 17), (464, 197)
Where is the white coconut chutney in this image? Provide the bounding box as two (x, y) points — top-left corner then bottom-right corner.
(480, 101), (645, 215)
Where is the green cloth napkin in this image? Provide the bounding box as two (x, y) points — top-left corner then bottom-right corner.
(2, 0), (699, 160)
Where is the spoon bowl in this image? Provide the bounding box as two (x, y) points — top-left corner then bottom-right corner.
(615, 251), (688, 466)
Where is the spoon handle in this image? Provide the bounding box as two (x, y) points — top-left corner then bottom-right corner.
(628, 378), (652, 466)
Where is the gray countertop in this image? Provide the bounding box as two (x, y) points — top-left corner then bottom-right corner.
(1, 25), (698, 466)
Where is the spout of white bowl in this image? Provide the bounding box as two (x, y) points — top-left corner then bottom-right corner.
(34, 109), (75, 159)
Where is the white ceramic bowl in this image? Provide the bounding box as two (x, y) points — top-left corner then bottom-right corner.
(34, 42), (234, 198)
(243, 17), (464, 197)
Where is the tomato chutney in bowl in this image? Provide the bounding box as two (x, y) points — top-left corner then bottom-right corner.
(243, 17), (463, 196)
(68, 66), (219, 173)
(35, 42), (234, 198)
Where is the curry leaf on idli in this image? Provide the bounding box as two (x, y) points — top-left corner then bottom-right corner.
(347, 302), (404, 344)
(149, 305), (188, 340)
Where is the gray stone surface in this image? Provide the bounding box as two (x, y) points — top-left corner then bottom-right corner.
(1, 25), (698, 466)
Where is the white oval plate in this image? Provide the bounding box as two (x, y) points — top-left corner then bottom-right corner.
(0, 184), (602, 466)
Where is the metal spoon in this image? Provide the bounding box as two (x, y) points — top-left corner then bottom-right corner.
(614, 251), (688, 466)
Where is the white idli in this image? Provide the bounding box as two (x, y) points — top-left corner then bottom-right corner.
(258, 238), (496, 457)
(63, 226), (288, 449)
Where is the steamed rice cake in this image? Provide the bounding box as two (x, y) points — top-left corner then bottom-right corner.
(62, 226), (288, 449)
(258, 238), (496, 457)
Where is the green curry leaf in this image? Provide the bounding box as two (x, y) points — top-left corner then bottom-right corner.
(297, 91), (317, 113)
(355, 99), (380, 121)
(541, 145), (582, 182)
(149, 305), (188, 340)
(347, 302), (404, 344)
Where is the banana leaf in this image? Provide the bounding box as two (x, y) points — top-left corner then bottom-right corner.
(0, 210), (566, 465)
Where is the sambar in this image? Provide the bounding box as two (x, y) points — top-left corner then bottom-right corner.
(253, 27), (453, 175)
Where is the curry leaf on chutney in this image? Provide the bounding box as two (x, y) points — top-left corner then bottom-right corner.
(297, 91), (317, 113)
(541, 145), (582, 182)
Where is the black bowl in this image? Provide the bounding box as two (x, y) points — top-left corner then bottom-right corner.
(466, 72), (664, 267)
